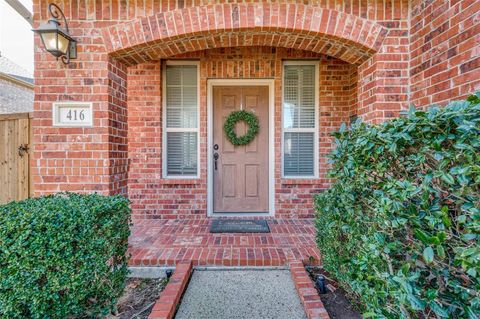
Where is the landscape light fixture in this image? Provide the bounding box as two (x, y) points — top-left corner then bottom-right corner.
(315, 274), (327, 294)
(32, 3), (77, 64)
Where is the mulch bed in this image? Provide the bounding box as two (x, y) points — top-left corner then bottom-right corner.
(108, 277), (168, 319)
(306, 267), (362, 319)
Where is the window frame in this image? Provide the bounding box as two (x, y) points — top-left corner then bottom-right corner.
(281, 60), (320, 179)
(162, 60), (201, 179)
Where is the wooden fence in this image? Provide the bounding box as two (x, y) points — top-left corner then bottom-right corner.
(0, 113), (31, 204)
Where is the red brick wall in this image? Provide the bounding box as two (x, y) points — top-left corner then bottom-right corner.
(31, 0), (480, 219)
(357, 8), (410, 123)
(108, 58), (129, 195)
(32, 1), (392, 198)
(410, 0), (480, 107)
(35, 0), (409, 22)
(32, 51), (112, 195)
(127, 47), (355, 220)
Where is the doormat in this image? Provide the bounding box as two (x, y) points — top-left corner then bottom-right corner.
(210, 220), (270, 233)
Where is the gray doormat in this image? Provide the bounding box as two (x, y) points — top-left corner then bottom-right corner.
(210, 219), (270, 233)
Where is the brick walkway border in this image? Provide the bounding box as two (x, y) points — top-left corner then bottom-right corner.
(148, 260), (329, 319)
(290, 261), (330, 319)
(148, 261), (193, 319)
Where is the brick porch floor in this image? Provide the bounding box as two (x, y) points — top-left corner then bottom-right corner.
(128, 219), (320, 267)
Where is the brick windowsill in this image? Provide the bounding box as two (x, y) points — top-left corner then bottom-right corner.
(159, 179), (203, 185)
(281, 179), (324, 185)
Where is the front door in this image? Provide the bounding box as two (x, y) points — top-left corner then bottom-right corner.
(213, 86), (269, 213)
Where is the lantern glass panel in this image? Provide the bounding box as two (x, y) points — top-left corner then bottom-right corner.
(57, 33), (69, 55)
(40, 32), (57, 52)
(39, 31), (69, 57)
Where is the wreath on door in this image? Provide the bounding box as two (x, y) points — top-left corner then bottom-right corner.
(223, 110), (260, 146)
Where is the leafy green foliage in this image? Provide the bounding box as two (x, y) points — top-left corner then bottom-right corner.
(315, 93), (480, 318)
(0, 193), (131, 318)
(223, 110), (260, 146)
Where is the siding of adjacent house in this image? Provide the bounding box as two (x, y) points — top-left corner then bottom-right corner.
(0, 77), (34, 114)
(0, 55), (34, 114)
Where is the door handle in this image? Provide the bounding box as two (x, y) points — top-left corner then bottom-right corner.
(213, 153), (219, 170)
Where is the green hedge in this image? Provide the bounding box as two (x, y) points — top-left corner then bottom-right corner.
(315, 93), (480, 318)
(0, 193), (131, 318)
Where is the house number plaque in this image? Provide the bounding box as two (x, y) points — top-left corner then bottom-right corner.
(53, 102), (93, 127)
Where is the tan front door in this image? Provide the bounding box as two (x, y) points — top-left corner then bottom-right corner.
(213, 86), (269, 213)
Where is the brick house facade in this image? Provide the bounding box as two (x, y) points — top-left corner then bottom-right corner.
(32, 0), (479, 221)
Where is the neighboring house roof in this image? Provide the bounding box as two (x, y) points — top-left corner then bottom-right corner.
(0, 53), (34, 114)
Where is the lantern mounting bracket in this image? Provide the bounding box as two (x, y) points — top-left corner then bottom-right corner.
(48, 3), (76, 64)
(48, 3), (69, 34)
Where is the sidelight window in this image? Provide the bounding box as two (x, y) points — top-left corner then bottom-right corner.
(282, 62), (319, 178)
(163, 62), (200, 178)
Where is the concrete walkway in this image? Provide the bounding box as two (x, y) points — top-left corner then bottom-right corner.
(175, 269), (307, 319)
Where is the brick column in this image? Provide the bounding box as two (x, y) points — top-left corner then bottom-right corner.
(107, 58), (128, 195)
(357, 20), (410, 124)
(32, 24), (128, 195)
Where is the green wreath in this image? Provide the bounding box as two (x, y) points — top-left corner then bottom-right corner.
(223, 110), (260, 146)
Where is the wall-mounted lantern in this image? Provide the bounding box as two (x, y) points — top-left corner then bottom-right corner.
(32, 3), (77, 64)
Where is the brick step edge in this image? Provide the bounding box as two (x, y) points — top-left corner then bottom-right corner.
(148, 260), (193, 319)
(147, 260), (329, 319)
(290, 261), (330, 319)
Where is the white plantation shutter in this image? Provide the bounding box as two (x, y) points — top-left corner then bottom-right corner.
(284, 132), (315, 176)
(283, 64), (317, 177)
(164, 64), (199, 177)
(166, 132), (197, 175)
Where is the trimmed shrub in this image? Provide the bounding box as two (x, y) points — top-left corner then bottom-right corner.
(0, 193), (131, 318)
(315, 93), (480, 318)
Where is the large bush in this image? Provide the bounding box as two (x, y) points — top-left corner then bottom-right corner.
(316, 94), (480, 318)
(0, 193), (131, 318)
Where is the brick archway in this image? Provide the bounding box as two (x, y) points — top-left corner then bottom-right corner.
(101, 3), (388, 65)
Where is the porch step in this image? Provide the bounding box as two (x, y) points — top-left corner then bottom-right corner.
(129, 219), (321, 267)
